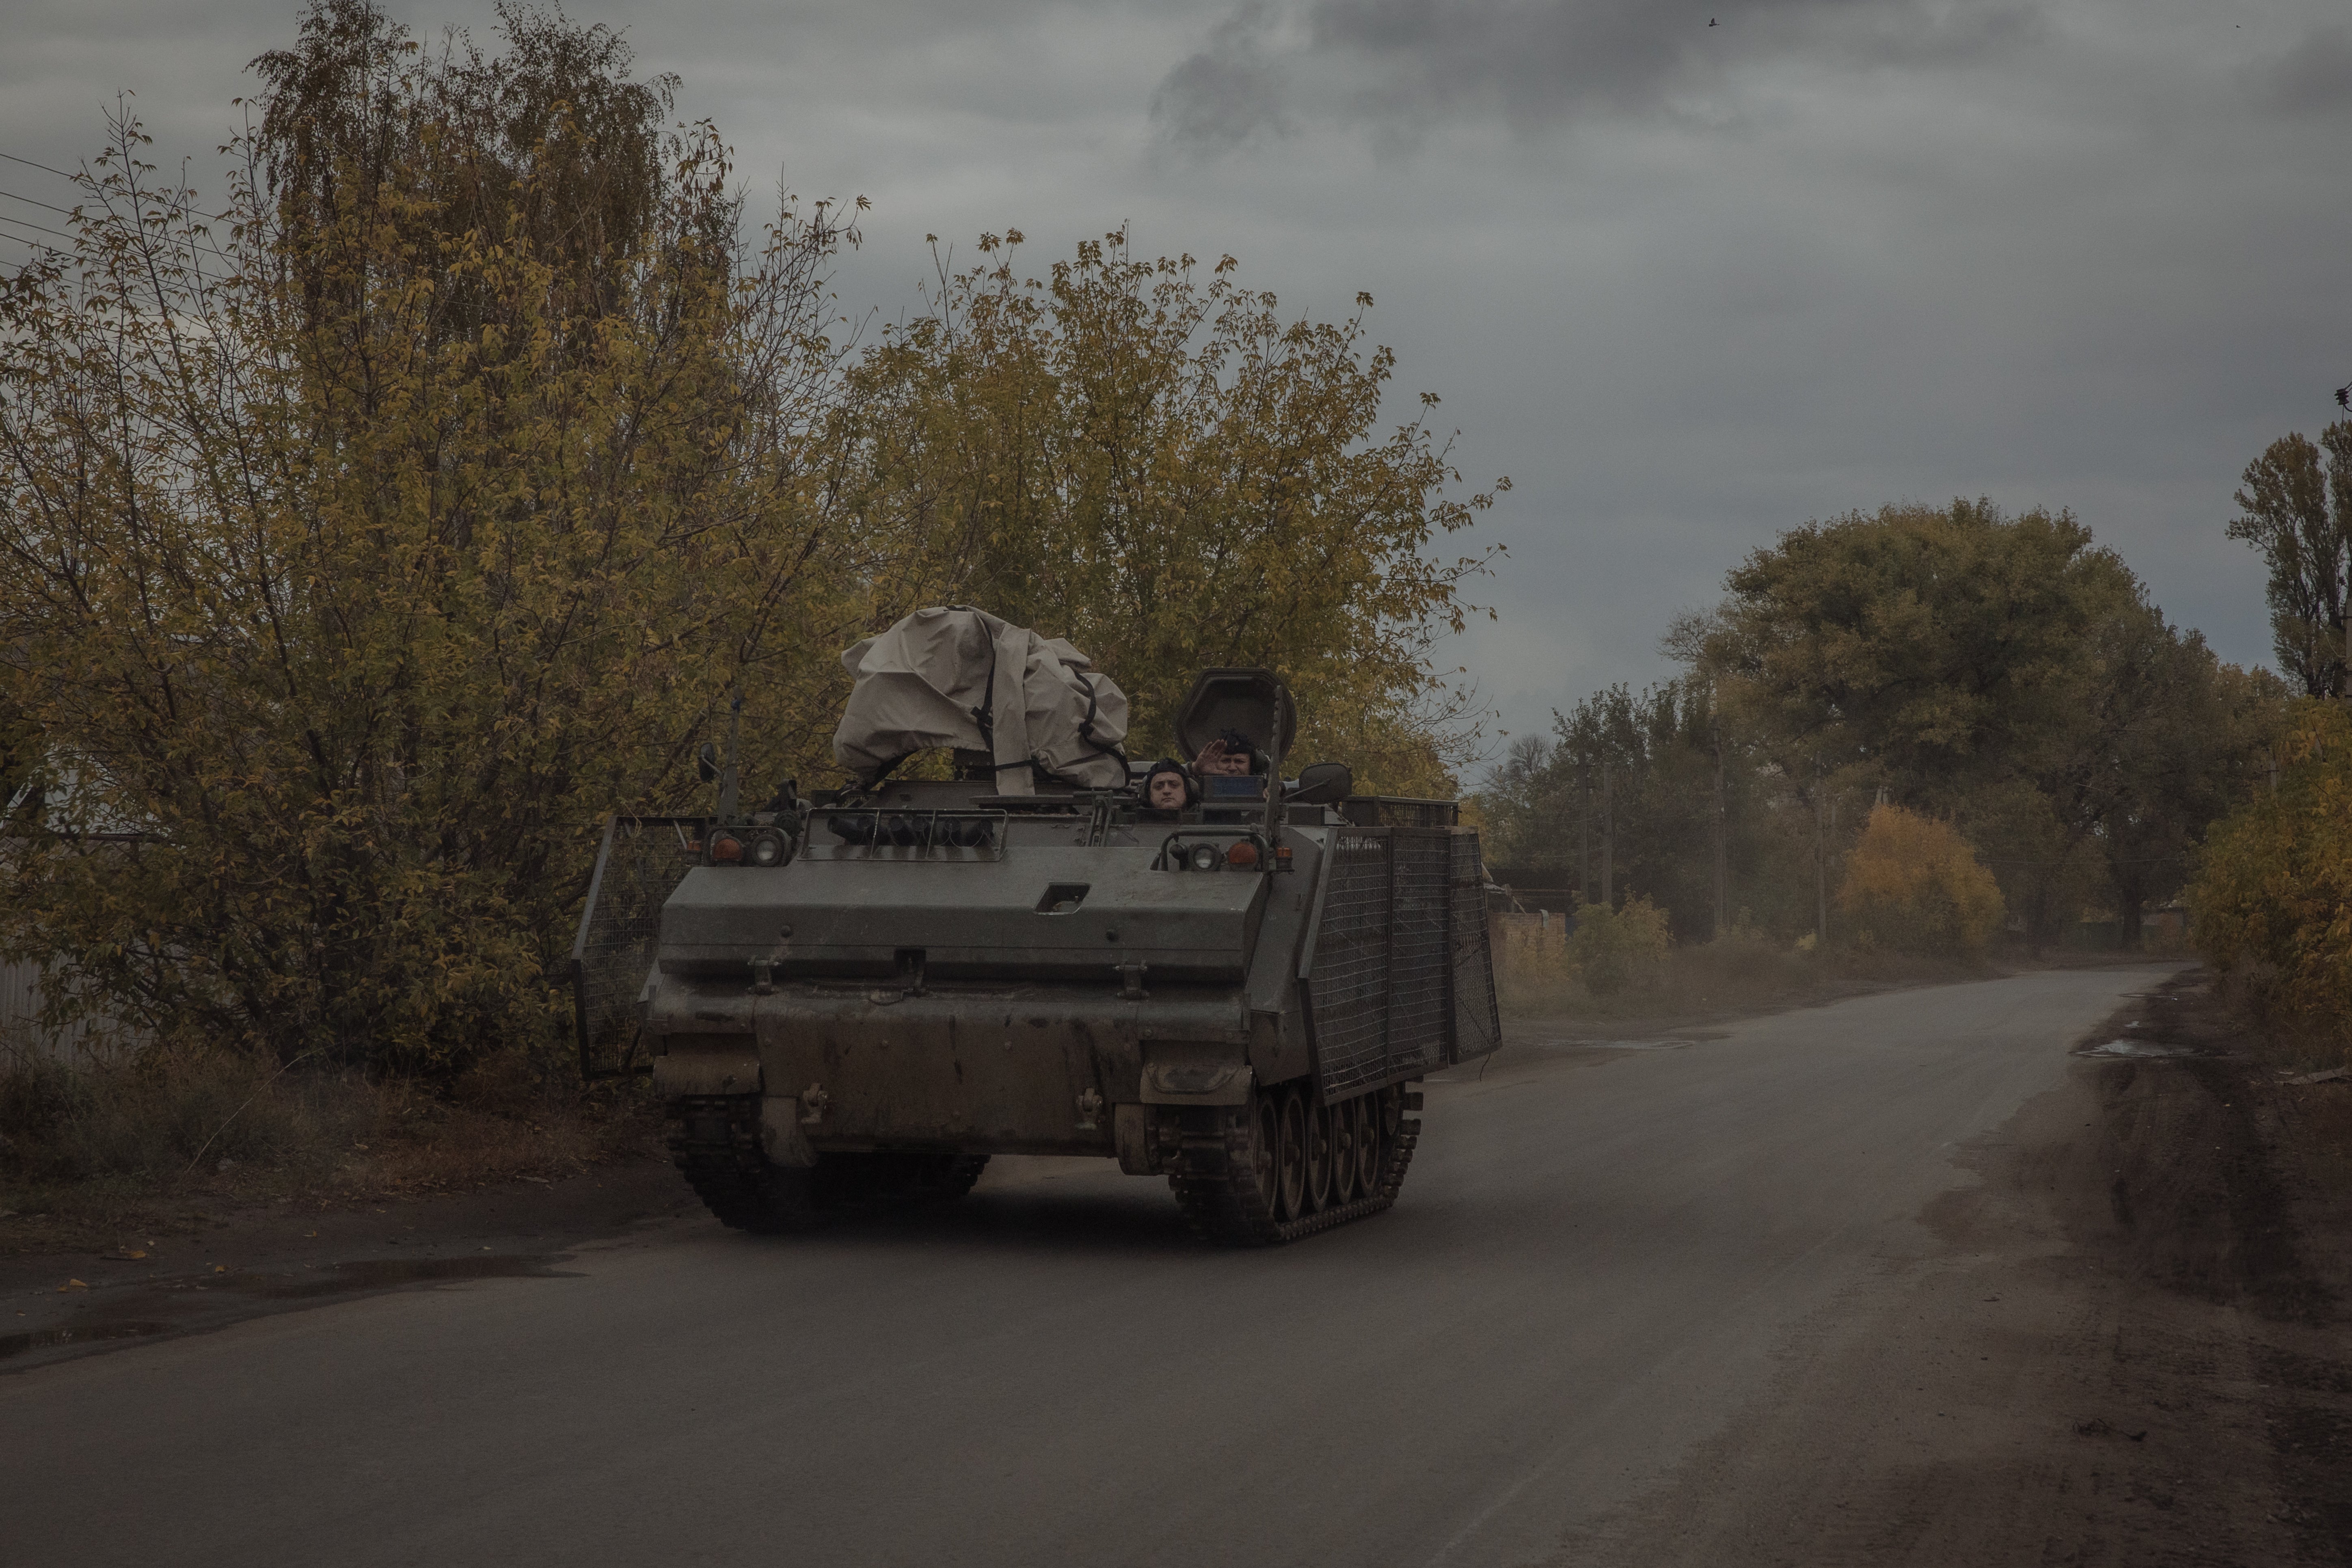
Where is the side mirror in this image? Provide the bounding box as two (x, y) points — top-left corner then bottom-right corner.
(1291, 762), (1352, 805)
(696, 741), (720, 784)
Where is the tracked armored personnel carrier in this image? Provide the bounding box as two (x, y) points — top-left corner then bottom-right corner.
(572, 611), (1499, 1244)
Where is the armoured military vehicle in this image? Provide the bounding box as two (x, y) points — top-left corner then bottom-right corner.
(571, 608), (1499, 1244)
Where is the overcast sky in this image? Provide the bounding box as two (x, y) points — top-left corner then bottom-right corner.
(5, 0), (2347, 765)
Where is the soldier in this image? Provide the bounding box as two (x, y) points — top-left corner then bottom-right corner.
(1192, 729), (1261, 781)
(1140, 759), (1196, 819)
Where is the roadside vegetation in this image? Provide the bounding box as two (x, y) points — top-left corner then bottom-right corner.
(1478, 431), (2352, 1043)
(0, 0), (1502, 1228)
(2190, 700), (2352, 1078)
(0, 1038), (657, 1249)
(1478, 500), (2284, 964)
(6, 3), (2348, 1230)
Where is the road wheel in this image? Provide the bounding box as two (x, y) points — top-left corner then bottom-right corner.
(1330, 1097), (1360, 1205)
(1249, 1092), (1282, 1214)
(1355, 1092), (1384, 1196)
(688, 1156), (822, 1233)
(1275, 1088), (1308, 1221)
(1305, 1097), (1335, 1213)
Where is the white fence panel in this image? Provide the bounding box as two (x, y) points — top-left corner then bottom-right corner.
(0, 958), (132, 1065)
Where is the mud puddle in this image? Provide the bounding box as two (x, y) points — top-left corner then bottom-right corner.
(2078, 1037), (2209, 1058)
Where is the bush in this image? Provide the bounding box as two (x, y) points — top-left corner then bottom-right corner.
(0, 1047), (371, 1182)
(1567, 897), (1672, 995)
(1837, 803), (2006, 953)
(2189, 700), (2352, 1030)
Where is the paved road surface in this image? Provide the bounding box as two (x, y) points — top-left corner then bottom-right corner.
(0, 967), (2168, 1567)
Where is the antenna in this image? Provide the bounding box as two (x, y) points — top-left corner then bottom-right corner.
(718, 686), (743, 821)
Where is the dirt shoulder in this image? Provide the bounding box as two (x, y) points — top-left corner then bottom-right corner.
(2, 1152), (694, 1372)
(1569, 967), (2352, 1567)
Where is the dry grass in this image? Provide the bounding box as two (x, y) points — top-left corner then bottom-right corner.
(2208, 970), (2352, 1194)
(0, 1043), (660, 1252)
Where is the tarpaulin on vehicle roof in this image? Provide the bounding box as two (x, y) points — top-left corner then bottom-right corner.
(832, 606), (1130, 792)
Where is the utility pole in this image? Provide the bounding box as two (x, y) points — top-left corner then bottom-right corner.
(1601, 759), (1615, 909)
(1711, 712), (1728, 940)
(1812, 756), (1827, 947)
(1579, 770), (1592, 907)
(718, 684), (744, 821)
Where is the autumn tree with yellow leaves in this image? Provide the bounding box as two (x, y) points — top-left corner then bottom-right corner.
(0, 2), (1502, 1071)
(2190, 700), (2352, 1035)
(0, 4), (868, 1069)
(1836, 804), (2006, 955)
(835, 228), (1504, 794)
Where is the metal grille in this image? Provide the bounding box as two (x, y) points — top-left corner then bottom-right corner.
(1386, 829), (1452, 1076)
(1339, 796), (1459, 828)
(570, 815), (701, 1080)
(1447, 829), (1501, 1063)
(1307, 829), (1391, 1095)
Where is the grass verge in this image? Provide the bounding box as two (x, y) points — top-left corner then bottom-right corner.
(2206, 970), (2352, 1201)
(0, 1043), (661, 1256)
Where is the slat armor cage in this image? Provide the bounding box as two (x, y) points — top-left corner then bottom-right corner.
(1306, 821), (1501, 1100)
(570, 815), (703, 1080)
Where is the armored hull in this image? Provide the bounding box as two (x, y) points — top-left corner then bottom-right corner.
(575, 667), (1501, 1245)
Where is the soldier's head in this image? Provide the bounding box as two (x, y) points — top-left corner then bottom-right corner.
(1200, 729), (1258, 777)
(1144, 760), (1195, 810)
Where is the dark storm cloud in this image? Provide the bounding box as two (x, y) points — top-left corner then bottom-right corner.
(1155, 0), (2045, 142)
(2257, 24), (2352, 115)
(5, 0), (2346, 750)
(1150, 2), (1294, 147)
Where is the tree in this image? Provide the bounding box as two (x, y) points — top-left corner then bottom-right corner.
(2227, 423), (2352, 698)
(1701, 501), (2117, 799)
(0, 691), (34, 814)
(1548, 680), (1722, 937)
(1471, 734), (1570, 872)
(2190, 699), (2352, 1029)
(1690, 500), (2278, 949)
(1836, 803), (2004, 954)
(2074, 629), (2285, 948)
(0, 3), (859, 1070)
(835, 229), (1506, 793)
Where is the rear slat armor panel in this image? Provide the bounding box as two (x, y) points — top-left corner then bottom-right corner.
(572, 817), (700, 1079)
(1386, 830), (1452, 1077)
(1307, 825), (1498, 1098)
(1448, 831), (1502, 1063)
(1308, 832), (1392, 1094)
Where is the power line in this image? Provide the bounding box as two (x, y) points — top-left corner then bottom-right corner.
(0, 211), (74, 244)
(0, 187), (77, 218)
(0, 150), (77, 181)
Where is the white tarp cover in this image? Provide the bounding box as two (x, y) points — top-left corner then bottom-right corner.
(832, 607), (1130, 792)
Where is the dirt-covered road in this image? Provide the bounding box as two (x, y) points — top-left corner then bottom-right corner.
(4, 965), (2346, 1566)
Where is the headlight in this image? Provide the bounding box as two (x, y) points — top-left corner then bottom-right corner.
(1189, 844), (1220, 873)
(748, 830), (788, 867)
(709, 831), (745, 864)
(1226, 840), (1259, 868)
